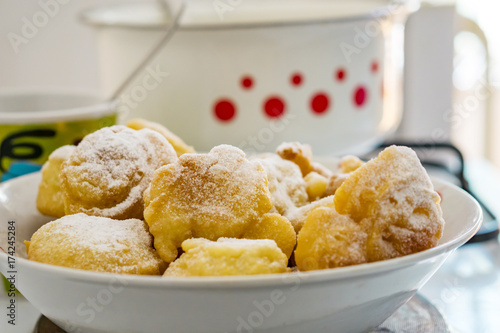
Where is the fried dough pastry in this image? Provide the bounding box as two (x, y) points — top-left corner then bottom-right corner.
(325, 173), (350, 197)
(338, 155), (364, 173)
(295, 206), (368, 271)
(243, 213), (296, 258)
(254, 154), (308, 216)
(25, 213), (166, 275)
(334, 146), (445, 262)
(276, 142), (314, 177)
(304, 171), (329, 201)
(275, 141), (333, 179)
(60, 125), (177, 220)
(126, 118), (195, 157)
(36, 145), (76, 218)
(325, 155), (364, 196)
(285, 195), (335, 232)
(144, 145), (273, 263)
(311, 162), (333, 178)
(164, 238), (289, 277)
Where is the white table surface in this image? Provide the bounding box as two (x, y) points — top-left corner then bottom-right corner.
(420, 239), (500, 333)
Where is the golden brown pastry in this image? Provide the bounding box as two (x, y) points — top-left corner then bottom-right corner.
(144, 145), (273, 263)
(325, 155), (365, 196)
(338, 155), (364, 173)
(304, 171), (329, 201)
(60, 125), (177, 220)
(126, 118), (195, 157)
(253, 154), (308, 216)
(296, 146), (444, 270)
(311, 161), (333, 178)
(164, 238), (289, 277)
(36, 145), (76, 218)
(243, 213), (296, 258)
(285, 195), (335, 232)
(295, 206), (368, 271)
(276, 142), (314, 177)
(334, 146), (445, 262)
(25, 213), (166, 275)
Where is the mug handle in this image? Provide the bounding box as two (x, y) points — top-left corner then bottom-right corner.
(454, 14), (493, 159)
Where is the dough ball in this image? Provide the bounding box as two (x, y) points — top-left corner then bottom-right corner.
(37, 145), (75, 218)
(25, 213), (166, 275)
(164, 238), (289, 277)
(60, 125), (177, 220)
(144, 145), (273, 263)
(126, 118), (195, 157)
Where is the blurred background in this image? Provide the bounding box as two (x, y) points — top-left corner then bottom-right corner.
(0, 0), (499, 164)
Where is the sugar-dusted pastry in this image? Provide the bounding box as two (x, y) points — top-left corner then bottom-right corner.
(243, 213), (296, 258)
(334, 146), (445, 262)
(164, 238), (289, 277)
(285, 195), (335, 232)
(325, 173), (350, 197)
(311, 161), (333, 178)
(60, 125), (177, 220)
(296, 146), (444, 270)
(338, 155), (364, 173)
(126, 118), (195, 157)
(304, 171), (329, 201)
(325, 155), (365, 196)
(295, 206), (368, 271)
(36, 145), (76, 218)
(144, 145), (273, 263)
(25, 213), (166, 275)
(276, 142), (314, 177)
(254, 154), (308, 216)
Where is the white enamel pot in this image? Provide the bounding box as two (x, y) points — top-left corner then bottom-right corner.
(82, 0), (417, 155)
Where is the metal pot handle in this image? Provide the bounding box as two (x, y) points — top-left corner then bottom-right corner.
(109, 0), (186, 101)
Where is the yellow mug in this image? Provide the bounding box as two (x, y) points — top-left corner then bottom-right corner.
(0, 91), (118, 293)
(0, 91), (118, 181)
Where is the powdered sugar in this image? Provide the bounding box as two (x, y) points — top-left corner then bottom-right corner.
(185, 237), (278, 250)
(334, 145), (445, 261)
(253, 154), (308, 216)
(157, 145), (271, 227)
(143, 144), (273, 262)
(49, 145), (76, 160)
(61, 125), (177, 219)
(41, 213), (150, 252)
(286, 195), (335, 232)
(276, 141), (314, 176)
(27, 213), (165, 274)
(276, 142), (304, 156)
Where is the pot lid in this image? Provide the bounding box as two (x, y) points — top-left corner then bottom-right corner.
(81, 0), (419, 30)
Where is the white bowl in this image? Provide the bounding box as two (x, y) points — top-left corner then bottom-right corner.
(0, 173), (481, 333)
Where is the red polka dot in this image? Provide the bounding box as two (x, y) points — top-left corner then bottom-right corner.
(264, 96), (286, 118)
(291, 73), (303, 86)
(310, 92), (330, 114)
(354, 86), (368, 108)
(214, 99), (236, 122)
(371, 61), (379, 73)
(336, 68), (346, 81)
(241, 76), (254, 89)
